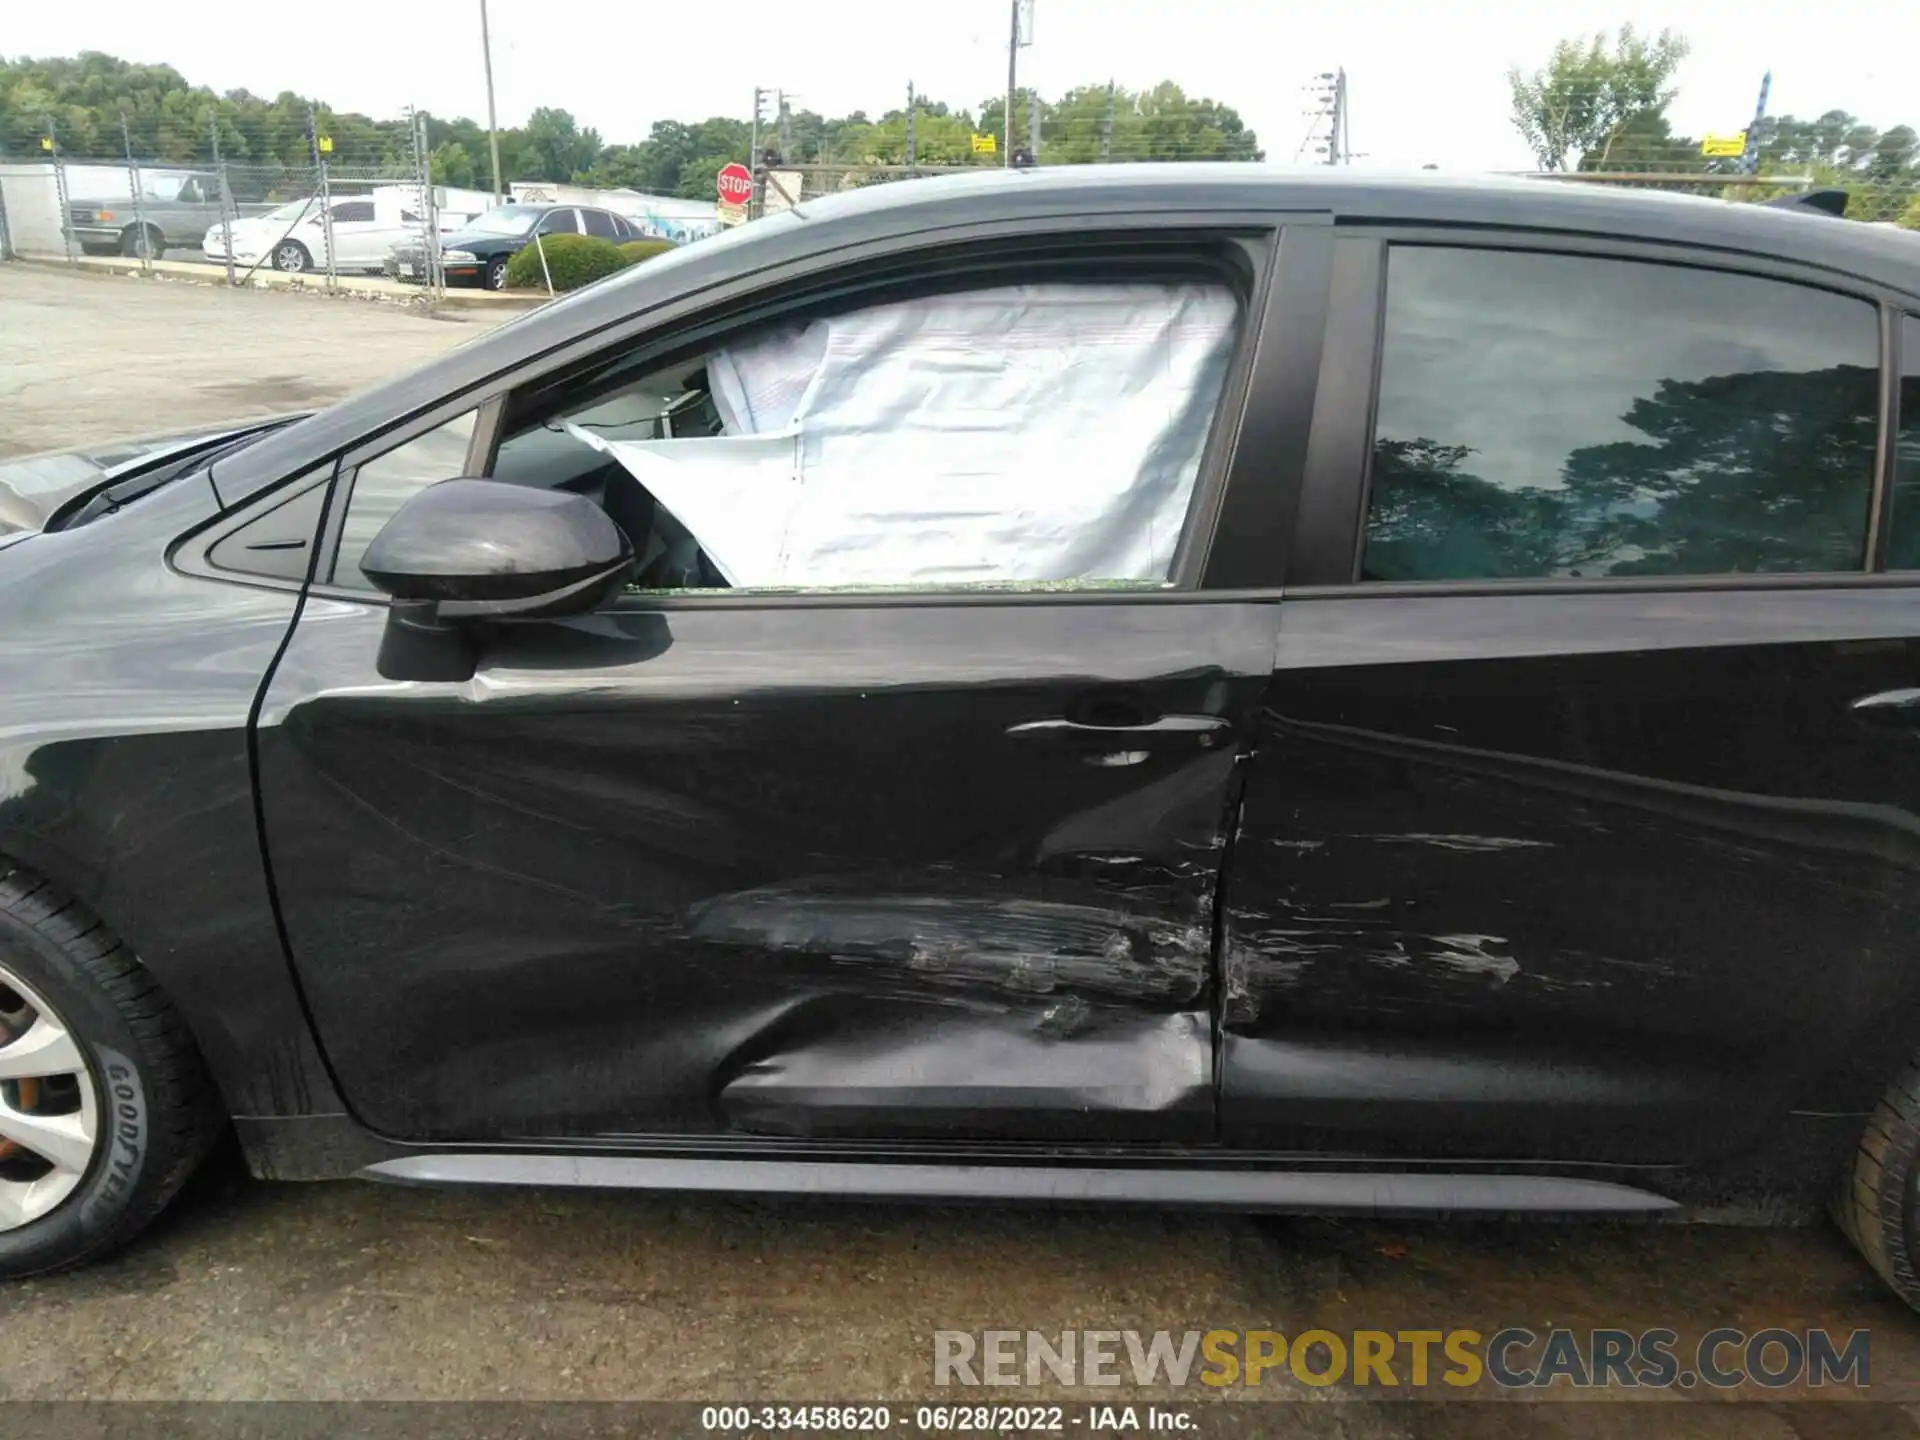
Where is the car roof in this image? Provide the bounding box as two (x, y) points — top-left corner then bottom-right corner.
(784, 163), (1920, 291)
(211, 164), (1920, 508)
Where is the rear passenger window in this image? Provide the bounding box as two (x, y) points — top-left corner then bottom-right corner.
(1887, 315), (1920, 569)
(1361, 247), (1881, 582)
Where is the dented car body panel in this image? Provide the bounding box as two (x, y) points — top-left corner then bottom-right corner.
(257, 599), (1278, 1142)
(1, 166), (1919, 1216)
(1222, 589), (1920, 1166)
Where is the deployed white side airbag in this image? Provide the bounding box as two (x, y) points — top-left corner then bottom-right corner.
(565, 281), (1239, 589)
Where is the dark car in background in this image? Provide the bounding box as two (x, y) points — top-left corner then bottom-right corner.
(8, 167), (1920, 1313)
(384, 202), (648, 290)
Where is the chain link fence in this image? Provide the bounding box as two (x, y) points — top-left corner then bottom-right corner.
(0, 106), (483, 295)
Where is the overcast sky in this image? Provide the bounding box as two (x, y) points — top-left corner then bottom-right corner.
(7, 0), (1917, 172)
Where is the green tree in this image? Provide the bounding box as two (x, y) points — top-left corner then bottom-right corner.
(0, 49), (1271, 198)
(1508, 25), (1692, 171)
(430, 140), (474, 188)
(978, 82), (1261, 166)
(518, 106), (601, 183)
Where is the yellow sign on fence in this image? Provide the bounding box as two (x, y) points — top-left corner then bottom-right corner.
(1701, 132), (1748, 157)
(970, 133), (997, 154)
(317, 135), (334, 154)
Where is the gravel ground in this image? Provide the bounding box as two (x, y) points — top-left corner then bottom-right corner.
(1, 258), (1917, 1438)
(0, 263), (501, 458)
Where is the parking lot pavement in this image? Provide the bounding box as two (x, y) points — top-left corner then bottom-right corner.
(2, 1148), (1919, 1434)
(0, 263), (504, 459)
(3, 253), (1919, 1436)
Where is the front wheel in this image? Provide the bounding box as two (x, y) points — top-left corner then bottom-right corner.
(272, 240), (313, 273)
(119, 225), (164, 260)
(0, 862), (222, 1277)
(485, 255), (510, 291)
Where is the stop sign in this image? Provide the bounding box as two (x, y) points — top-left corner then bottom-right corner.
(716, 162), (753, 205)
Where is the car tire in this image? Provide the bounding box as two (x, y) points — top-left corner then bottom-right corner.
(1836, 1059), (1920, 1311)
(120, 225), (164, 260)
(486, 256), (510, 291)
(0, 861), (223, 1278)
(272, 241), (313, 274)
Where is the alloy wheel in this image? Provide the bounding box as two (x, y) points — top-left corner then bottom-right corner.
(0, 963), (99, 1232)
(276, 244), (308, 273)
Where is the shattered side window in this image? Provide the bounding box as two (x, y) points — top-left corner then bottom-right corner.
(568, 281), (1241, 594)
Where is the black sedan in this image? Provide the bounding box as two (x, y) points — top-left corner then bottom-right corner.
(7, 166), (1920, 1308)
(386, 202), (650, 290)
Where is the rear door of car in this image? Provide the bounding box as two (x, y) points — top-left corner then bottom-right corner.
(322, 199), (381, 268)
(1218, 228), (1920, 1167)
(249, 210), (1333, 1146)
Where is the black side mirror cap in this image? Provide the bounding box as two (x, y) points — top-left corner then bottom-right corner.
(363, 477), (636, 683)
(362, 477), (635, 616)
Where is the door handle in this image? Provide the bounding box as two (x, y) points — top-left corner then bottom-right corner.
(1850, 688), (1920, 728)
(1005, 715), (1235, 748)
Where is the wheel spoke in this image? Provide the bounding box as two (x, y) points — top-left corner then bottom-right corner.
(0, 1100), (93, 1176)
(0, 1015), (86, 1082)
(0, 1183), (28, 1229)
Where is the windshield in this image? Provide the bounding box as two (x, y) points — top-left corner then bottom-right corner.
(468, 206), (545, 236)
(262, 199), (316, 223)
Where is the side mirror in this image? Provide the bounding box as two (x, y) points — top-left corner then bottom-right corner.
(362, 477), (635, 682)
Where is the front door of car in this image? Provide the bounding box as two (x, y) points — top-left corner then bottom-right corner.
(253, 227), (1308, 1147)
(1219, 236), (1920, 1167)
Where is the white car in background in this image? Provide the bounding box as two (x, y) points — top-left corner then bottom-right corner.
(202, 196), (480, 275)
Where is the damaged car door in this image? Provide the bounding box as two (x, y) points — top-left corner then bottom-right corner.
(255, 231), (1292, 1146)
(1220, 236), (1909, 1165)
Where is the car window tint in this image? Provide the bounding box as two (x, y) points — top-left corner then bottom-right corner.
(491, 280), (1241, 594)
(581, 209), (618, 239)
(1361, 247), (1881, 582)
(1886, 315), (1920, 569)
(331, 201), (376, 223)
(331, 411), (479, 587)
(539, 209), (579, 235)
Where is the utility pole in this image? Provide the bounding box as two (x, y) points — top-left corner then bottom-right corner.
(906, 81), (917, 170)
(1027, 91), (1042, 166)
(1100, 80), (1115, 162)
(479, 0), (504, 203)
(1740, 70), (1772, 175)
(1005, 0), (1033, 168)
(1327, 68), (1347, 166)
(750, 86), (772, 218)
(1298, 69), (1356, 167)
(777, 90), (793, 159)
